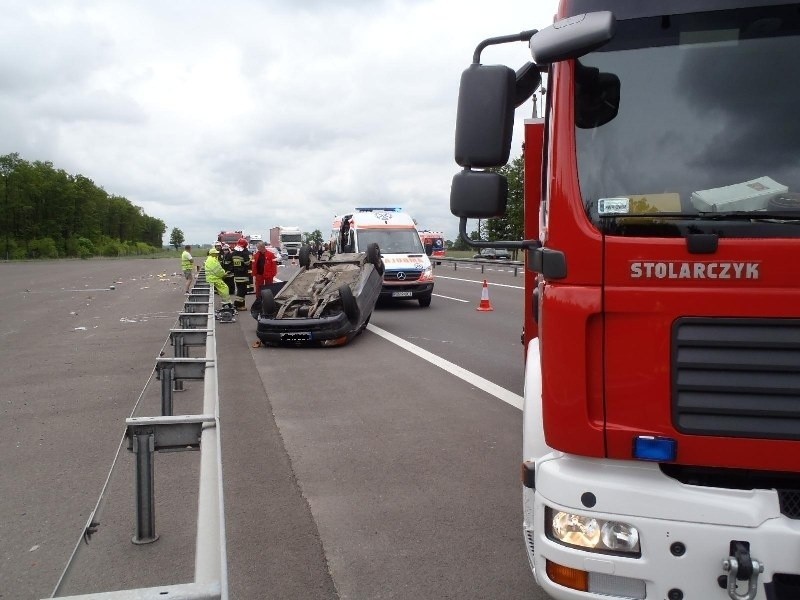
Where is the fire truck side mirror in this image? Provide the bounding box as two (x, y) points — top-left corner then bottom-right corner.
(530, 11), (616, 64)
(454, 64), (516, 169)
(450, 170), (508, 219)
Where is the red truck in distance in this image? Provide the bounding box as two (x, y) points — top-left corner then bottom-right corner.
(450, 2), (800, 599)
(217, 230), (244, 247)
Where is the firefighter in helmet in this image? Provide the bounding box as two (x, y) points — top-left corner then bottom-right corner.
(231, 237), (252, 310)
(219, 243), (235, 295)
(204, 248), (233, 308)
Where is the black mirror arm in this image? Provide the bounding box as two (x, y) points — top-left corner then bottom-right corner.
(473, 29), (538, 64)
(458, 218), (541, 250)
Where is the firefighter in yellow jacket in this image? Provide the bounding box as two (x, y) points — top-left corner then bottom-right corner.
(204, 248), (234, 308)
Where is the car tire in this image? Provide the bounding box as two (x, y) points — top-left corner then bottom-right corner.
(418, 293), (432, 308)
(299, 245), (312, 268)
(260, 289), (277, 316)
(366, 243), (385, 275)
(338, 284), (359, 322)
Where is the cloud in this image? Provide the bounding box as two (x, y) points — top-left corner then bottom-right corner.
(0, 0), (558, 243)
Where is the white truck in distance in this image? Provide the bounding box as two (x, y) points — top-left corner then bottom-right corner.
(248, 233), (262, 253)
(269, 226), (302, 259)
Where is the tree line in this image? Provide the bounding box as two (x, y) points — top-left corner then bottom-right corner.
(0, 153), (166, 259)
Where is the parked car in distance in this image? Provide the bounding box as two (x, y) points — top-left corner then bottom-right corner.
(473, 248), (511, 260)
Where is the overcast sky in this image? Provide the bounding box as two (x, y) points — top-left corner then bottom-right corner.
(0, 0), (558, 245)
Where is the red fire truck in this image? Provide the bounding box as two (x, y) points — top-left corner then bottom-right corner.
(418, 230), (446, 264)
(451, 2), (800, 599)
(217, 230), (245, 247)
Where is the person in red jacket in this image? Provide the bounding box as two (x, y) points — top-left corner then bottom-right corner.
(251, 241), (277, 300)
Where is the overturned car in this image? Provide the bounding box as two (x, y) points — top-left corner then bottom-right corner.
(252, 243), (384, 347)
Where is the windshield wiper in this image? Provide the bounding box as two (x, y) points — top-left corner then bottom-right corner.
(695, 211), (800, 222)
(600, 211), (800, 222)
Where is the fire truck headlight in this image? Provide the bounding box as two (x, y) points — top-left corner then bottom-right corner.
(600, 521), (640, 554)
(547, 507), (641, 557)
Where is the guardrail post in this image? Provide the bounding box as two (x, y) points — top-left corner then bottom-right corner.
(131, 428), (159, 545)
(184, 301), (208, 314)
(179, 312), (212, 329)
(125, 416), (210, 549)
(160, 366), (175, 416)
(173, 337), (185, 391)
(157, 358), (209, 416)
(187, 290), (211, 303)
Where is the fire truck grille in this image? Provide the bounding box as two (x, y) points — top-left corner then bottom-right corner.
(661, 465), (800, 520)
(672, 318), (800, 440)
(779, 490), (800, 519)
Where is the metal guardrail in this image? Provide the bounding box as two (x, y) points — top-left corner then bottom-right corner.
(432, 256), (525, 277)
(50, 270), (228, 600)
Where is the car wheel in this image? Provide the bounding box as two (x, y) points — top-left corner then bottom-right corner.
(418, 293), (432, 308)
(299, 245), (312, 268)
(260, 289), (277, 316)
(366, 242), (384, 275)
(338, 284), (359, 322)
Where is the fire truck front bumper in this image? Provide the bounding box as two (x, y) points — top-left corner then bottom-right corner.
(523, 454), (800, 600)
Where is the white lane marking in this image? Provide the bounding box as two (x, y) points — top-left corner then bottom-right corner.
(432, 293), (469, 303)
(367, 324), (523, 411)
(435, 275), (524, 290)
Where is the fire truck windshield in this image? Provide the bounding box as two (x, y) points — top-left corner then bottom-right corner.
(575, 5), (800, 237)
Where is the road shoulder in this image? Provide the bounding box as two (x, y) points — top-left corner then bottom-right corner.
(217, 315), (337, 599)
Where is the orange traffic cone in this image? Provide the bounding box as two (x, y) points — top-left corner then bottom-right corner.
(476, 279), (494, 312)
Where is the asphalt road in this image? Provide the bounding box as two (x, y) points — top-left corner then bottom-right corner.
(0, 258), (550, 600)
(0, 258), (202, 598)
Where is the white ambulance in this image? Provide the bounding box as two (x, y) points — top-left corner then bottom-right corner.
(331, 208), (434, 307)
